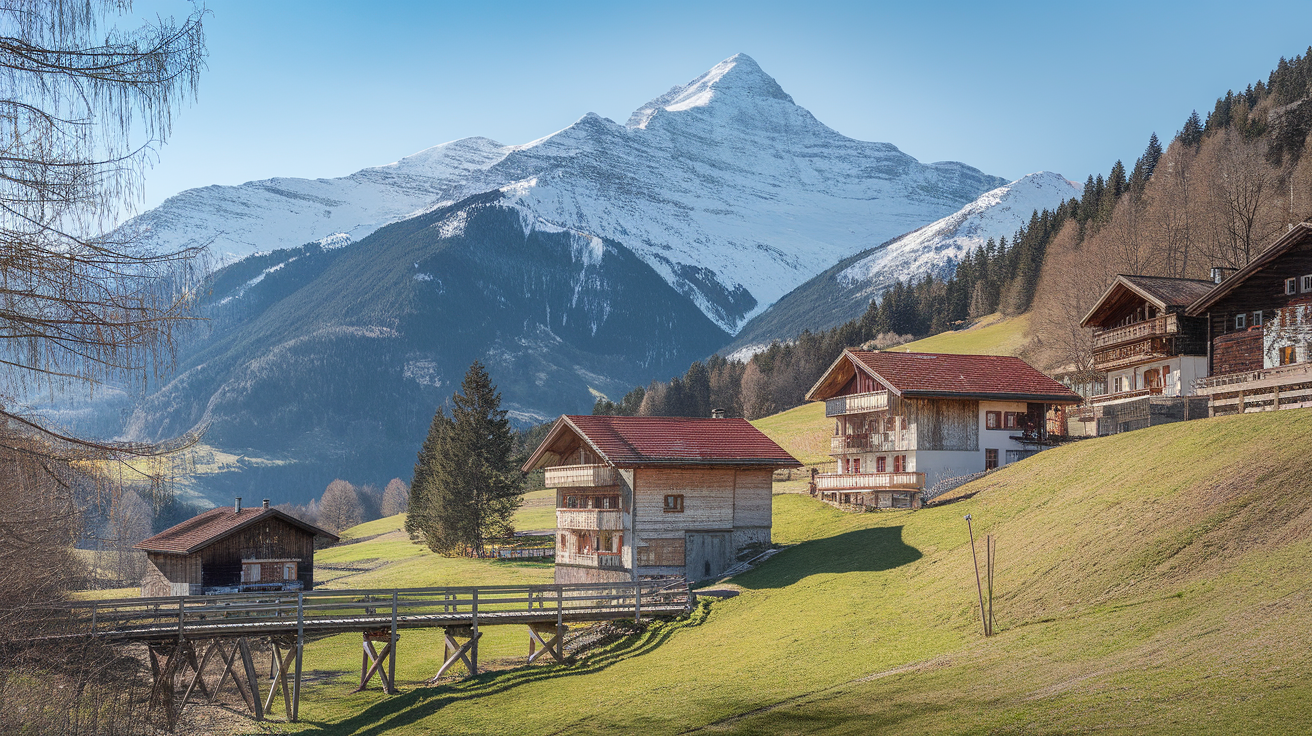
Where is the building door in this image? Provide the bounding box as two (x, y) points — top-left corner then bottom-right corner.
(685, 532), (732, 581)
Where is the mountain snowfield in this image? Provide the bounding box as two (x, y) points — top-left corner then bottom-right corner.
(724, 172), (1081, 353)
(133, 54), (1004, 333)
(835, 171), (1081, 288)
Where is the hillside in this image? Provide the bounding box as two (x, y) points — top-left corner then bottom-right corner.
(282, 410), (1312, 734)
(897, 312), (1030, 355)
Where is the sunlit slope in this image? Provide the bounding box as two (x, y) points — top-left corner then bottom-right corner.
(750, 402), (829, 466)
(897, 312), (1029, 355)
(290, 410), (1312, 735)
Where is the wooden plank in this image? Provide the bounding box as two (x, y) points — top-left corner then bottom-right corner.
(237, 638), (264, 721)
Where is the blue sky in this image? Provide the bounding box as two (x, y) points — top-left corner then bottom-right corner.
(133, 0), (1312, 210)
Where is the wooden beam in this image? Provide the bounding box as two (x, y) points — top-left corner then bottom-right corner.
(237, 637), (265, 721)
(181, 639), (219, 707)
(433, 630), (481, 680)
(354, 634), (397, 693)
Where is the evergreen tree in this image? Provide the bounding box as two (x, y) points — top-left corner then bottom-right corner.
(406, 361), (524, 556)
(1179, 110), (1204, 147)
(1129, 133), (1163, 190)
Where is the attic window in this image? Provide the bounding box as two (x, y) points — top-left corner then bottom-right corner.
(1235, 314), (1246, 330)
(1303, 275), (1312, 293)
(1286, 278), (1299, 296)
(1253, 311), (1263, 326)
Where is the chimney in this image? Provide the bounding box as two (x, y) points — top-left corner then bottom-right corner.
(262, 499), (270, 509)
(1211, 266), (1237, 284)
(234, 497), (242, 513)
(711, 408), (726, 419)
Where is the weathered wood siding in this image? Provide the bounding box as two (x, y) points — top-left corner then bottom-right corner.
(905, 398), (979, 451)
(1205, 239), (1312, 373)
(633, 467), (736, 534)
(1213, 328), (1264, 374)
(635, 538), (685, 566)
(141, 552), (201, 597)
(197, 517), (317, 590)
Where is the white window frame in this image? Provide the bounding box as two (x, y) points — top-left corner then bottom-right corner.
(1235, 314), (1246, 329)
(1303, 274), (1312, 293)
(1286, 278), (1299, 295)
(1253, 311), (1263, 326)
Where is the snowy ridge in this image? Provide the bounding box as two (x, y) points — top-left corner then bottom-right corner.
(129, 54), (1007, 333)
(837, 172), (1081, 287)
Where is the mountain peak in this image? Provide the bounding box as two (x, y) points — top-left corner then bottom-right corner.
(626, 53), (794, 129)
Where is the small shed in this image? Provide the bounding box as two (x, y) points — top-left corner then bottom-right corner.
(135, 498), (338, 597)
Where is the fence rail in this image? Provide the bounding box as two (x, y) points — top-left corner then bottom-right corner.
(43, 578), (692, 642)
(1091, 313), (1177, 349)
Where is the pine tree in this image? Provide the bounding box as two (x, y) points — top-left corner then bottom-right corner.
(1179, 110), (1204, 147)
(406, 361), (524, 556)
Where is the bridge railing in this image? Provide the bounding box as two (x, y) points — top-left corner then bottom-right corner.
(44, 578), (693, 639)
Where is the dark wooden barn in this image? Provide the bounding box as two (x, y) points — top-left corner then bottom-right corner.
(135, 498), (338, 597)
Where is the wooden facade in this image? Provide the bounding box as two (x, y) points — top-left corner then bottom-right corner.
(523, 416), (799, 584)
(1186, 223), (1312, 415)
(137, 501), (337, 597)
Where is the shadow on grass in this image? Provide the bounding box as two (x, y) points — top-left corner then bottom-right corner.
(735, 526), (922, 590)
(292, 603), (712, 735)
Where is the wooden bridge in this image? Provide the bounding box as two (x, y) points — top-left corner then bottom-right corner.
(45, 578), (692, 728)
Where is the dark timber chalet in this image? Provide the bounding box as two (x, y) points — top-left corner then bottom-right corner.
(1079, 274), (1214, 434)
(1186, 222), (1312, 415)
(135, 498), (338, 597)
(523, 415), (801, 584)
(805, 350), (1082, 507)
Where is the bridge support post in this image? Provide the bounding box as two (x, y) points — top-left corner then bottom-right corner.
(527, 621), (566, 664)
(431, 626), (480, 681)
(354, 629), (398, 694)
(292, 591), (304, 722)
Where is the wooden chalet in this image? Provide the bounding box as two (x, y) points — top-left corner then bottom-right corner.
(522, 415), (801, 583)
(1185, 222), (1312, 415)
(135, 498), (338, 597)
(805, 350), (1082, 506)
(1079, 274), (1215, 434)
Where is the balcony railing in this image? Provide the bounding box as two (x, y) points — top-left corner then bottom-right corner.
(1091, 314), (1177, 349)
(815, 471), (926, 491)
(1088, 386), (1163, 405)
(830, 429), (916, 454)
(555, 551), (626, 568)
(1193, 361), (1312, 391)
(544, 464), (619, 488)
(825, 390), (889, 417)
(556, 508), (624, 531)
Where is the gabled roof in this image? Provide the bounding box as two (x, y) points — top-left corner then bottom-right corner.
(806, 350), (1082, 404)
(521, 415), (801, 472)
(1080, 274), (1216, 327)
(136, 506), (338, 555)
(1187, 222), (1312, 315)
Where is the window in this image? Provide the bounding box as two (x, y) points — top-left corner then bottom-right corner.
(1287, 278), (1299, 295)
(1235, 314), (1246, 329)
(876, 456), (887, 472)
(566, 495), (579, 509)
(985, 449), (998, 471)
(1113, 376), (1124, 393)
(1003, 412), (1021, 429)
(1280, 345), (1297, 365)
(985, 411), (1001, 429)
(1253, 311), (1263, 326)
(242, 562), (260, 583)
(282, 562), (297, 581)
(893, 455), (906, 473)
(663, 494), (684, 513)
(843, 457), (850, 473)
(1303, 275), (1312, 293)
(851, 458), (861, 474)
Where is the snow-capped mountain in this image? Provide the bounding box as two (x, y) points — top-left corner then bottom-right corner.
(133, 54), (1004, 333)
(726, 172), (1081, 352)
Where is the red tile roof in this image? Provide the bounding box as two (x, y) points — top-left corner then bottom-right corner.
(135, 506), (337, 554)
(524, 415), (802, 470)
(844, 350), (1082, 402)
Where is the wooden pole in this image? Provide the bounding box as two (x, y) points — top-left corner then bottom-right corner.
(292, 592), (303, 723)
(388, 592), (398, 694)
(965, 514), (988, 637)
(470, 590), (478, 675)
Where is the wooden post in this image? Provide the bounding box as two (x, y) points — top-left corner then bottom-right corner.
(470, 590), (479, 675)
(965, 514), (988, 637)
(292, 592), (303, 723)
(389, 592), (398, 694)
(90, 603), (97, 636)
(237, 638), (264, 721)
(177, 598), (185, 641)
(634, 580), (642, 622)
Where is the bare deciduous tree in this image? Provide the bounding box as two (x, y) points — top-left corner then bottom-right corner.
(319, 479), (363, 533)
(381, 478), (409, 517)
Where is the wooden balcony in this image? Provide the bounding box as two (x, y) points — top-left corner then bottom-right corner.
(556, 508), (624, 531)
(825, 390), (889, 417)
(1091, 314), (1177, 349)
(1092, 337), (1174, 371)
(1088, 386), (1163, 405)
(830, 429), (916, 454)
(555, 550), (626, 568)
(544, 463), (618, 488)
(815, 471), (925, 491)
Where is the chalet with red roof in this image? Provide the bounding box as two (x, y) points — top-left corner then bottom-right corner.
(805, 350), (1082, 507)
(522, 415), (801, 584)
(135, 498), (338, 597)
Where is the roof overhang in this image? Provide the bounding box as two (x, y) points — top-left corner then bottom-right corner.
(805, 349), (898, 402)
(901, 391), (1083, 404)
(1186, 222), (1312, 315)
(1080, 275), (1172, 328)
(136, 509), (339, 555)
(521, 415), (613, 473)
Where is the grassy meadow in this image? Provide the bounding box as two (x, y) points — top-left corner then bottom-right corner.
(256, 408), (1312, 735)
(898, 312), (1030, 355)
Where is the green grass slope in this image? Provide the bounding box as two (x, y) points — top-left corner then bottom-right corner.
(898, 312), (1029, 355)
(277, 410), (1312, 735)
